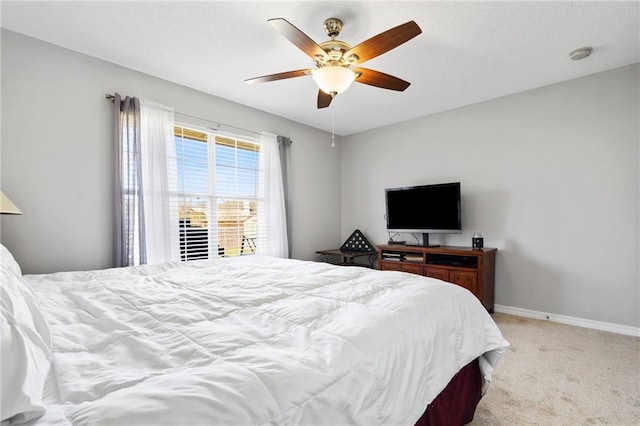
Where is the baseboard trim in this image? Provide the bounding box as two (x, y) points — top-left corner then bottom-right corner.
(494, 304), (640, 337)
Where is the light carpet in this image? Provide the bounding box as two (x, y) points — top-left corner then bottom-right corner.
(470, 313), (640, 425)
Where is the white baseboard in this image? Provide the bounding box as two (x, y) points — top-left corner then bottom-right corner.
(494, 304), (640, 337)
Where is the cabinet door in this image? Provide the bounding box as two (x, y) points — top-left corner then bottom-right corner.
(425, 267), (450, 281)
(380, 261), (403, 271)
(402, 262), (425, 276)
(450, 269), (478, 294)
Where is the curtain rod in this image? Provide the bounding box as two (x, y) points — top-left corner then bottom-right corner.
(105, 93), (261, 137)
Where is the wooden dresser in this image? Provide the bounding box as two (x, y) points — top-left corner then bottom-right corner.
(377, 244), (496, 313)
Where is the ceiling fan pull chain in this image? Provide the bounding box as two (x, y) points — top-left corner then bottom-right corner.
(331, 105), (336, 147)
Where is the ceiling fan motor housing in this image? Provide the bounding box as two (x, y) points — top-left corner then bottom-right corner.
(315, 40), (356, 68)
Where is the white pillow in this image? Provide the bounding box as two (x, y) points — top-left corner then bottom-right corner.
(1, 248), (52, 425)
(0, 244), (22, 277)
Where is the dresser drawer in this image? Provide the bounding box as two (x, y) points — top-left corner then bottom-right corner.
(425, 267), (450, 281)
(450, 269), (478, 294)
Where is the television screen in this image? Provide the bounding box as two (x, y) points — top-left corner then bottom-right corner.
(385, 182), (462, 234)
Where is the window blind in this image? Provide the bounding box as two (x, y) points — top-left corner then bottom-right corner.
(171, 126), (264, 260)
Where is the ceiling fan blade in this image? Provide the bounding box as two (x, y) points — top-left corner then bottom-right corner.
(344, 21), (422, 65)
(317, 90), (333, 109)
(353, 68), (411, 91)
(268, 18), (330, 61)
(245, 69), (312, 84)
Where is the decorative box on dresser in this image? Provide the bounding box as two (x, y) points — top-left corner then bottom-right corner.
(377, 244), (496, 313)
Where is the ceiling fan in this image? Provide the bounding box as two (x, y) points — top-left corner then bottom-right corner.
(245, 17), (422, 109)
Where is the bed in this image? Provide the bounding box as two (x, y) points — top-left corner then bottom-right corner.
(1, 244), (509, 425)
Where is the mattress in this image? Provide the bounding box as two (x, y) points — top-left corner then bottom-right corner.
(21, 255), (509, 425)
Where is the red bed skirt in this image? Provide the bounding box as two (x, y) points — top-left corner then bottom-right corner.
(414, 358), (482, 426)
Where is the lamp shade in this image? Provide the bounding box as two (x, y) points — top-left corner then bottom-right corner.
(312, 66), (356, 95)
(0, 192), (22, 214)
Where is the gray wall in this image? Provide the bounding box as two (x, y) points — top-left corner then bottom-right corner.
(341, 64), (639, 328)
(2, 30), (638, 329)
(0, 30), (342, 274)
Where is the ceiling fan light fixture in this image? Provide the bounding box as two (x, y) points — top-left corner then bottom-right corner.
(312, 66), (356, 96)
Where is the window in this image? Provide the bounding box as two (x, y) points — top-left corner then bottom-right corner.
(172, 126), (263, 260)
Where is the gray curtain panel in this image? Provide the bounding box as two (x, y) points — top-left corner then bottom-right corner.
(277, 135), (292, 257)
(113, 93), (147, 267)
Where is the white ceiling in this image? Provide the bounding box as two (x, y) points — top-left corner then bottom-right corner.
(1, 1), (639, 136)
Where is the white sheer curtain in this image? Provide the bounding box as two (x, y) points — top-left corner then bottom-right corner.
(140, 100), (180, 264)
(259, 132), (288, 258)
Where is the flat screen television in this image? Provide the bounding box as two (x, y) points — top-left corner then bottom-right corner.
(385, 181), (461, 247)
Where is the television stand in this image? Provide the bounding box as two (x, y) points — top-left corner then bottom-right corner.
(377, 244), (496, 312)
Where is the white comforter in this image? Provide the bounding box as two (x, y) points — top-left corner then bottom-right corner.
(26, 255), (508, 426)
